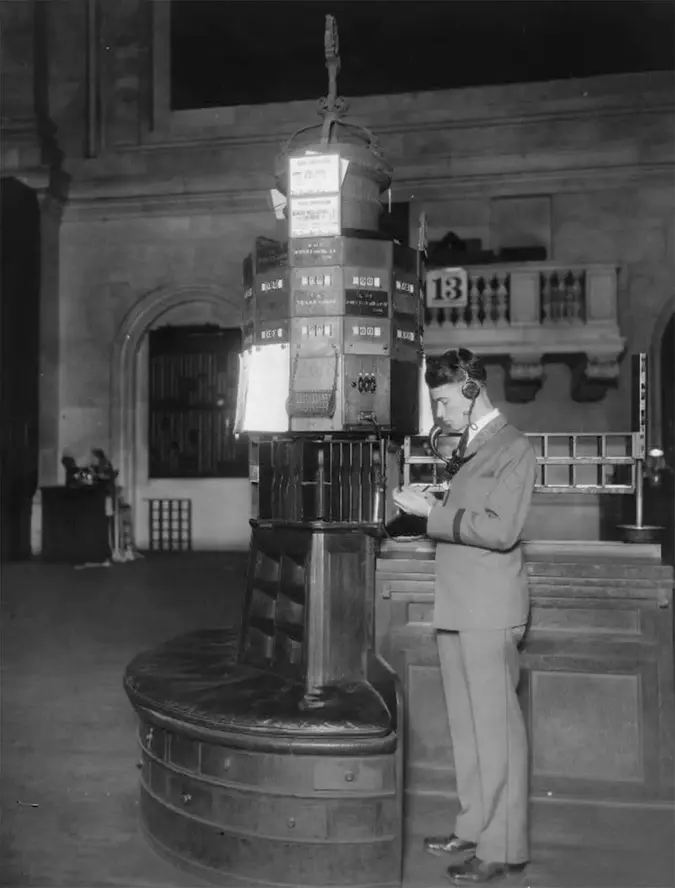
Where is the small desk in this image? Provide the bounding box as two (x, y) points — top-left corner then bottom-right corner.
(41, 486), (111, 563)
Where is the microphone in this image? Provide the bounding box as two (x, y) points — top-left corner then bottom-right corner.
(428, 425), (475, 479)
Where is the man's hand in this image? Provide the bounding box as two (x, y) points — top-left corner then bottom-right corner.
(392, 486), (434, 518)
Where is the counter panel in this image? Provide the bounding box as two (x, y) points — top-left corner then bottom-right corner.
(375, 540), (674, 848)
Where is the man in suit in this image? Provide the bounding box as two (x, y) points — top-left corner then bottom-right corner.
(393, 348), (537, 885)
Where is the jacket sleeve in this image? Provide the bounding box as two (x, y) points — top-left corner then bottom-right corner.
(426, 440), (537, 551)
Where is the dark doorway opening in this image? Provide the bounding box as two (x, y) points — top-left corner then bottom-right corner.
(657, 313), (674, 565)
(148, 325), (248, 479)
(0, 178), (41, 561)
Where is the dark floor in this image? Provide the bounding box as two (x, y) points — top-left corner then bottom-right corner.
(1, 555), (673, 888)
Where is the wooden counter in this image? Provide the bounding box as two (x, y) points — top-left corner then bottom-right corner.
(375, 539), (674, 850)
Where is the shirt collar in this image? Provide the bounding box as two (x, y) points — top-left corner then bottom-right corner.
(466, 408), (501, 444)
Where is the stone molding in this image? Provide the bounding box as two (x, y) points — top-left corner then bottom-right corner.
(25, 68), (672, 221)
(505, 355), (545, 404)
(58, 160), (675, 222)
(143, 95), (675, 150)
(572, 352), (624, 403)
(145, 67), (674, 144)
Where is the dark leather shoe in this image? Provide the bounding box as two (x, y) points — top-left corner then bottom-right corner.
(424, 834), (477, 857)
(447, 856), (527, 884)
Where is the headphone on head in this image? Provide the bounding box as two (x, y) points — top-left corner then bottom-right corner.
(447, 348), (485, 401)
(426, 349), (485, 402)
(460, 373), (482, 402)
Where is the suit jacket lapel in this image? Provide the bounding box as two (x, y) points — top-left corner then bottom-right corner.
(465, 415), (508, 457)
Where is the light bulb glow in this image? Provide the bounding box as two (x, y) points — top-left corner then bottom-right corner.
(419, 356), (434, 435)
(235, 344), (291, 434)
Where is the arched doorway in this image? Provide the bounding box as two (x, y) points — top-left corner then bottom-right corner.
(1, 179), (41, 561)
(648, 301), (674, 565)
(659, 313), (674, 467)
(110, 283), (250, 550)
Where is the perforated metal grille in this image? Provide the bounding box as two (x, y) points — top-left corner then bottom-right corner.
(148, 499), (192, 552)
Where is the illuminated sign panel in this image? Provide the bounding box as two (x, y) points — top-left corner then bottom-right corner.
(289, 195), (341, 238)
(290, 237), (343, 267)
(235, 345), (291, 434)
(289, 153), (341, 196)
(418, 356), (434, 435)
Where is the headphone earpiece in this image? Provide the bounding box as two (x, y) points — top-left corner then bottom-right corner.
(461, 377), (481, 401)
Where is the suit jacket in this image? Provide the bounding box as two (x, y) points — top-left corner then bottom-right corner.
(426, 416), (537, 631)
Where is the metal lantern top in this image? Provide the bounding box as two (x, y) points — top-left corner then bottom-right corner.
(275, 15), (393, 206)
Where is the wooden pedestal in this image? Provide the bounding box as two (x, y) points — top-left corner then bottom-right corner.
(240, 523), (376, 692)
(125, 625), (403, 886)
(138, 719), (400, 888)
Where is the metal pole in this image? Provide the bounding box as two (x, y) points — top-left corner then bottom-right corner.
(635, 459), (644, 528)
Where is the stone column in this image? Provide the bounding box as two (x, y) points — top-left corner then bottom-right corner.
(0, 0), (43, 173)
(31, 193), (64, 555)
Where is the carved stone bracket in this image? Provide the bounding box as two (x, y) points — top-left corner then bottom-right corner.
(572, 352), (622, 403)
(504, 355), (544, 403)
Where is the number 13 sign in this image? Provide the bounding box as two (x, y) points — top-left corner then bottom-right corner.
(425, 267), (468, 309)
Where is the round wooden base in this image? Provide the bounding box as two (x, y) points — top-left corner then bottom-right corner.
(124, 629), (402, 888)
(618, 523), (664, 544)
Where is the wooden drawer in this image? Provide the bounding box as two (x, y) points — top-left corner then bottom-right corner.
(257, 796), (329, 839)
(314, 756), (393, 792)
(163, 767), (214, 822)
(143, 758), (396, 841)
(200, 744), (261, 785)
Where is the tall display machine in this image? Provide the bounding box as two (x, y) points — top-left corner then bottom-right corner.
(124, 18), (421, 888)
(237, 31), (421, 706)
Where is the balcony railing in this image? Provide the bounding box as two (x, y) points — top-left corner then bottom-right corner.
(422, 262), (625, 402)
(424, 262), (622, 345)
(425, 267), (590, 327)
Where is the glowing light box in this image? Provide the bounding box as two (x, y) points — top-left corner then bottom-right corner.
(419, 356), (434, 435)
(289, 153), (340, 196)
(236, 344), (291, 434)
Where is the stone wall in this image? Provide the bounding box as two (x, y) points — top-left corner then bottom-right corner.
(416, 179), (674, 434)
(53, 73), (675, 547)
(3, 2), (672, 549)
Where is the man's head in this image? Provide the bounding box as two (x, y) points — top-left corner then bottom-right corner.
(424, 348), (491, 432)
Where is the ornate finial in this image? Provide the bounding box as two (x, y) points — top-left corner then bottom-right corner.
(319, 14), (348, 139)
(278, 13), (390, 174)
(324, 13), (339, 65)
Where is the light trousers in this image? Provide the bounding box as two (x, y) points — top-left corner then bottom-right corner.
(436, 626), (529, 864)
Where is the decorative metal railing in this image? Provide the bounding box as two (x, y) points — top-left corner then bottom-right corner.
(403, 432), (640, 495)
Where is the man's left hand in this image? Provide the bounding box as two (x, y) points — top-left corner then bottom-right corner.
(392, 486), (434, 518)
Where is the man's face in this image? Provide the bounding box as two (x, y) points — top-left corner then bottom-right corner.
(429, 382), (471, 431)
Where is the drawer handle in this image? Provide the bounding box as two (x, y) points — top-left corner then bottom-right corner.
(135, 761), (143, 770)
(344, 771), (355, 782)
(222, 757), (232, 772)
(181, 793), (192, 805)
(287, 817), (296, 828)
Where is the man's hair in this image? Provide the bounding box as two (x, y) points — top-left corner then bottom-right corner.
(424, 348), (487, 389)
